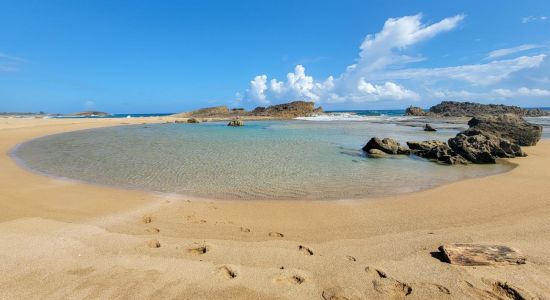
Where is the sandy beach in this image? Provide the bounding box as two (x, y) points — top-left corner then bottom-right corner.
(1, 117), (549, 299)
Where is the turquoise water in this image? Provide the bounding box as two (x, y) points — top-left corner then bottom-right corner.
(14, 120), (513, 200)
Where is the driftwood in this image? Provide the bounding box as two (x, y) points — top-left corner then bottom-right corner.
(438, 243), (526, 266)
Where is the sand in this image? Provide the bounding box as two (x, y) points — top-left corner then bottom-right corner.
(0, 117), (549, 299)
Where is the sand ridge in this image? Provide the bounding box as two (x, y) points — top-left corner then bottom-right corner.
(0, 117), (549, 299)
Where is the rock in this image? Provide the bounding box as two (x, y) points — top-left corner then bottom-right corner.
(427, 101), (549, 117)
(367, 149), (387, 158)
(228, 119), (244, 126)
(68, 111), (110, 117)
(407, 140), (469, 165)
(424, 123), (437, 131)
(174, 120), (186, 123)
(251, 101), (323, 118)
(187, 118), (200, 123)
(467, 114), (542, 146)
(405, 106), (427, 116)
(438, 243), (526, 266)
(362, 137), (409, 155)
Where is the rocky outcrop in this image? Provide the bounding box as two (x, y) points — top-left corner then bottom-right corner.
(447, 114), (536, 163)
(363, 114), (541, 165)
(407, 141), (469, 165)
(187, 118), (200, 123)
(426, 101), (549, 117)
(362, 138), (409, 155)
(467, 114), (542, 146)
(424, 124), (437, 131)
(69, 111), (109, 117)
(366, 149), (387, 158)
(173, 101), (323, 119)
(250, 101), (323, 118)
(405, 106), (427, 116)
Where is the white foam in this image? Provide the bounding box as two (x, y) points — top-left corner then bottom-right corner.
(295, 113), (412, 122)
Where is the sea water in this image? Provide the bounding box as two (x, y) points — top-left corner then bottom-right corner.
(13, 118), (522, 200)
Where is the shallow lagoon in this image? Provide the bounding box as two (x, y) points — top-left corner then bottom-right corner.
(14, 120), (513, 200)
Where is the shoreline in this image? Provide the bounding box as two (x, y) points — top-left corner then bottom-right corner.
(1, 117), (550, 299)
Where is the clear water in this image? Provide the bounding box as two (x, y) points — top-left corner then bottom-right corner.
(14, 120), (514, 200)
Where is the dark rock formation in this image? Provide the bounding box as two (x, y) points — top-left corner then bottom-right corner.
(173, 101), (323, 119)
(362, 137), (409, 155)
(228, 119), (244, 126)
(404, 106), (427, 116)
(447, 114), (535, 164)
(69, 111), (109, 117)
(187, 118), (200, 123)
(424, 124), (437, 132)
(427, 101), (549, 117)
(251, 101), (323, 118)
(467, 114), (542, 146)
(407, 141), (469, 165)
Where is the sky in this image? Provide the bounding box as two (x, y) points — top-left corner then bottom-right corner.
(1, 0), (550, 113)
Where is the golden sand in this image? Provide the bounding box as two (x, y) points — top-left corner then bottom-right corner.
(1, 117), (549, 299)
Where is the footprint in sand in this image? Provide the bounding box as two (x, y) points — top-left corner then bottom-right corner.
(217, 265), (237, 279)
(142, 215), (152, 223)
(346, 255), (357, 262)
(322, 287), (363, 300)
(462, 278), (534, 299)
(186, 245), (209, 255)
(147, 239), (161, 248)
(298, 245), (314, 256)
(273, 274), (305, 285)
(365, 266), (412, 297)
(269, 232), (284, 237)
(145, 227), (160, 233)
(240, 227), (251, 233)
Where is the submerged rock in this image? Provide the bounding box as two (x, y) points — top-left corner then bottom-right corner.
(424, 123), (437, 132)
(228, 119), (244, 126)
(362, 137), (409, 155)
(438, 243), (526, 266)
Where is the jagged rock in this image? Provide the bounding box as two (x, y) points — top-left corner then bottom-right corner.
(405, 106), (427, 116)
(367, 149), (387, 158)
(228, 119), (244, 126)
(438, 244), (526, 266)
(407, 140), (469, 165)
(251, 101), (323, 118)
(187, 118), (200, 123)
(424, 124), (437, 131)
(362, 137), (409, 155)
(467, 114), (542, 146)
(428, 101), (549, 117)
(448, 131), (525, 164)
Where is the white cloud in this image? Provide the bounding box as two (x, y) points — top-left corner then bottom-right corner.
(521, 16), (548, 24)
(487, 44), (542, 59)
(241, 13), (548, 106)
(377, 55), (546, 85)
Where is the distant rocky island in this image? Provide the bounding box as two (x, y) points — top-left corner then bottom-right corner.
(172, 101), (323, 120)
(405, 101), (549, 117)
(68, 111), (110, 117)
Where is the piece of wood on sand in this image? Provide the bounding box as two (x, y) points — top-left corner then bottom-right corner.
(438, 243), (526, 266)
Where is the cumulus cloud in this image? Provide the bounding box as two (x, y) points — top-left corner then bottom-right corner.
(492, 87), (550, 98)
(240, 13), (548, 106)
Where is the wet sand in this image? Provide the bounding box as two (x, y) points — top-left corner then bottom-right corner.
(1, 117), (549, 299)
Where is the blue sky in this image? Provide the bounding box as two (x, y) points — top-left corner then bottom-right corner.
(1, 0), (549, 113)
